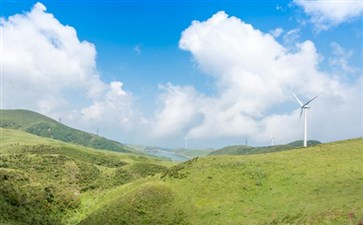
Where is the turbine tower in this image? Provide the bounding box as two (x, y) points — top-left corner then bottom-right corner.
(293, 94), (318, 147)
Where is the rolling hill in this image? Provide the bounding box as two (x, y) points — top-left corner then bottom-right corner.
(209, 140), (321, 156)
(1, 116), (362, 224)
(0, 128), (173, 225)
(78, 138), (363, 225)
(0, 109), (135, 153)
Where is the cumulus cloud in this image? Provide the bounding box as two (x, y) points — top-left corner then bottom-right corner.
(152, 84), (202, 138)
(1, 2), (134, 135)
(329, 42), (357, 75)
(282, 28), (300, 46)
(294, 0), (363, 30)
(134, 43), (142, 55)
(152, 10), (361, 145)
(2, 3), (102, 111)
(270, 27), (284, 38)
(2, 4), (361, 148)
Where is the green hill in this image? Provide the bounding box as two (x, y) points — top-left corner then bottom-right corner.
(209, 140), (321, 156)
(0, 128), (173, 225)
(78, 138), (363, 225)
(0, 109), (134, 153)
(1, 125), (362, 224)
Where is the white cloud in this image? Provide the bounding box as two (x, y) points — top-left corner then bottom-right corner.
(294, 0), (363, 30)
(154, 10), (362, 146)
(2, 4), (361, 148)
(276, 5), (284, 11)
(329, 42), (357, 74)
(151, 84), (202, 138)
(1, 2), (135, 134)
(2, 3), (103, 112)
(270, 27), (284, 38)
(134, 43), (142, 55)
(80, 81), (137, 135)
(283, 28), (300, 46)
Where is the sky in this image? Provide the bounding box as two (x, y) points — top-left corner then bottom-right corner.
(1, 0), (362, 148)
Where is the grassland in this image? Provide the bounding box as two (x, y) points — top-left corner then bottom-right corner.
(1, 125), (362, 224)
(78, 138), (363, 225)
(0, 128), (174, 225)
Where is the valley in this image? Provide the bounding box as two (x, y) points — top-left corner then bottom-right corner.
(1, 110), (362, 224)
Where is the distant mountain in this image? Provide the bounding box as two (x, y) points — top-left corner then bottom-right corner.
(208, 140), (321, 156)
(0, 109), (135, 153)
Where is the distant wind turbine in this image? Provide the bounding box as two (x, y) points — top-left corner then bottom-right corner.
(293, 94), (318, 147)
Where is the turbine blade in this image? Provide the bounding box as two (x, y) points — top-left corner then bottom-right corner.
(299, 108), (303, 124)
(302, 95), (318, 108)
(293, 93), (303, 106)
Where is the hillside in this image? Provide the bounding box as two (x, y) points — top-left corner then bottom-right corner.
(79, 138), (363, 225)
(0, 109), (134, 153)
(1, 127), (362, 224)
(209, 140), (321, 156)
(0, 128), (173, 225)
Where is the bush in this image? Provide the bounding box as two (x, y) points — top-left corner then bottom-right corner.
(129, 163), (168, 178)
(0, 168), (80, 225)
(79, 183), (190, 225)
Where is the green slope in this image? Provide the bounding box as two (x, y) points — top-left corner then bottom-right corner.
(1, 125), (362, 224)
(209, 140), (321, 156)
(0, 109), (134, 153)
(80, 138), (363, 225)
(0, 128), (173, 225)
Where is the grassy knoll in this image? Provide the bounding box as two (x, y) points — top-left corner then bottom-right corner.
(0, 109), (135, 153)
(80, 138), (363, 225)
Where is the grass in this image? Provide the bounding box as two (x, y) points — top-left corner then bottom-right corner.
(78, 138), (363, 225)
(1, 126), (362, 224)
(0, 128), (174, 225)
(172, 138), (363, 224)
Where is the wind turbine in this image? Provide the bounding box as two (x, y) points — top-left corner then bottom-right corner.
(293, 94), (318, 147)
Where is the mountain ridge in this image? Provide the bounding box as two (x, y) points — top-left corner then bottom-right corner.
(0, 109), (135, 153)
(209, 140), (321, 156)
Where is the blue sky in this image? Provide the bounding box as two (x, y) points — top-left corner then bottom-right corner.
(1, 0), (362, 148)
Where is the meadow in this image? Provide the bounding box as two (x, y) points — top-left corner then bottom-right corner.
(79, 138), (363, 225)
(1, 110), (362, 224)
